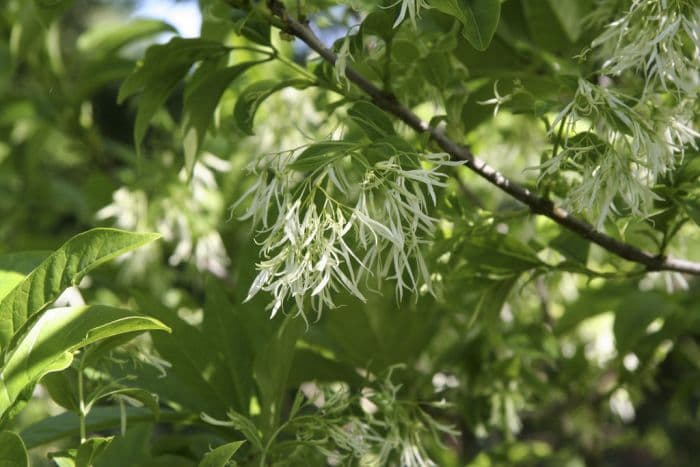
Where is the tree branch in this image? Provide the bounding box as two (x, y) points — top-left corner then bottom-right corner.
(266, 0), (700, 277)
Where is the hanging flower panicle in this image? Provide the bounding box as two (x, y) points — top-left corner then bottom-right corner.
(591, 0), (700, 96)
(236, 144), (461, 320)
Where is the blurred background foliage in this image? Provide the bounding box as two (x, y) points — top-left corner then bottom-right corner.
(1, 0), (700, 466)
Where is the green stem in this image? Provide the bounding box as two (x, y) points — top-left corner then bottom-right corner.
(78, 367), (86, 444)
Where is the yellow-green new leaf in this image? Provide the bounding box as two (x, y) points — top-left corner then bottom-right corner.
(0, 229), (160, 351)
(0, 305), (170, 421)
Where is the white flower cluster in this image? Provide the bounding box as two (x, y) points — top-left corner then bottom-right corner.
(97, 153), (232, 279)
(237, 146), (460, 319)
(294, 371), (455, 467)
(542, 79), (672, 227)
(540, 1), (700, 227)
(592, 0), (700, 96)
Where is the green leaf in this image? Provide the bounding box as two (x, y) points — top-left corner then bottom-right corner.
(119, 38), (225, 103)
(77, 19), (176, 56)
(0, 251), (49, 301)
(230, 9), (271, 46)
(117, 37), (226, 150)
(198, 441), (245, 467)
(457, 227), (544, 276)
(431, 0), (501, 51)
(200, 282), (255, 414)
(288, 141), (357, 172)
(88, 388), (160, 422)
(614, 293), (672, 354)
(550, 229), (590, 265)
(93, 423), (152, 467)
(0, 431), (28, 467)
(0, 228), (160, 351)
(233, 79), (312, 135)
(468, 277), (518, 328)
(0, 305), (170, 421)
(360, 9), (397, 42)
(683, 195), (700, 227)
(545, 0), (590, 42)
(347, 101), (396, 140)
(21, 407), (174, 449)
(75, 437), (113, 467)
(183, 61), (262, 174)
(41, 370), (79, 412)
(254, 316), (304, 433)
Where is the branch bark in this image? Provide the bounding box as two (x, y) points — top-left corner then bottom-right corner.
(267, 0), (700, 276)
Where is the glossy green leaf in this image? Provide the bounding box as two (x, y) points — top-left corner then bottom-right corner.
(198, 441), (245, 467)
(233, 79), (312, 135)
(431, 0), (501, 51)
(0, 431), (28, 467)
(0, 228), (160, 351)
(0, 305), (170, 420)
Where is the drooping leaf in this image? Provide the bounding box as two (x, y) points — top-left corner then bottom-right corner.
(117, 37), (227, 150)
(254, 316), (304, 433)
(0, 305), (170, 421)
(198, 441), (245, 467)
(233, 79), (312, 135)
(21, 407), (176, 449)
(550, 229), (590, 265)
(132, 294), (234, 415)
(77, 19), (176, 56)
(546, 0), (590, 42)
(93, 423), (153, 467)
(41, 370), (80, 412)
(182, 61), (263, 174)
(118, 38), (226, 103)
(431, 0), (501, 51)
(0, 431), (28, 467)
(347, 101), (397, 140)
(0, 228), (160, 351)
(75, 436), (114, 467)
(87, 388), (160, 422)
(200, 282), (255, 414)
(229, 9), (271, 46)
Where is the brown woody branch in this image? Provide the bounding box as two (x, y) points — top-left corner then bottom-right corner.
(266, 0), (700, 276)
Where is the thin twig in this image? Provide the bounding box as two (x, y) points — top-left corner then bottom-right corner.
(265, 0), (700, 276)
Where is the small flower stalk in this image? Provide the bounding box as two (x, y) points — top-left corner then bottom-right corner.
(390, 0), (431, 28)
